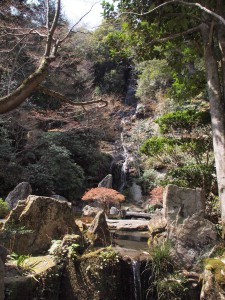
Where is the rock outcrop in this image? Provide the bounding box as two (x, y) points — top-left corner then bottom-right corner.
(168, 211), (219, 270)
(98, 174), (113, 188)
(5, 182), (32, 209)
(2, 195), (80, 254)
(163, 184), (205, 223)
(128, 182), (143, 204)
(86, 211), (111, 246)
(148, 185), (220, 271)
(82, 205), (102, 217)
(201, 257), (225, 299)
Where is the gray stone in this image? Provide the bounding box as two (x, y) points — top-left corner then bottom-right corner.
(5, 182), (32, 209)
(82, 205), (102, 217)
(109, 206), (120, 215)
(2, 195), (80, 254)
(128, 182), (143, 203)
(86, 211), (111, 246)
(163, 184), (205, 224)
(107, 219), (149, 231)
(98, 174), (113, 188)
(168, 212), (219, 270)
(51, 194), (68, 202)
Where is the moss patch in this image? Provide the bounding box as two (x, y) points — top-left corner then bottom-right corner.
(204, 258), (225, 286)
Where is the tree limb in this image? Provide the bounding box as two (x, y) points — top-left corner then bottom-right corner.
(120, 0), (225, 26)
(37, 86), (108, 108)
(0, 58), (52, 114)
(148, 25), (201, 45)
(59, 2), (98, 44)
(44, 0), (61, 57)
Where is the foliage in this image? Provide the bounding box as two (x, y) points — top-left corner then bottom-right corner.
(149, 186), (163, 203)
(161, 164), (215, 192)
(140, 136), (177, 164)
(90, 23), (131, 96)
(147, 241), (187, 299)
(48, 238), (82, 264)
(155, 109), (211, 134)
(3, 223), (33, 237)
(67, 243), (80, 261)
(82, 187), (125, 212)
(137, 169), (157, 194)
(140, 107), (214, 197)
(0, 198), (9, 218)
(10, 252), (38, 275)
(136, 59), (171, 103)
(24, 143), (84, 200)
(149, 241), (173, 278)
(99, 246), (120, 268)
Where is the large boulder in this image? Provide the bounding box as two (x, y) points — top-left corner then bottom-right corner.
(86, 211), (111, 246)
(163, 184), (205, 223)
(2, 195), (80, 254)
(148, 185), (221, 271)
(128, 182), (143, 204)
(5, 182), (32, 209)
(98, 174), (113, 188)
(168, 212), (220, 270)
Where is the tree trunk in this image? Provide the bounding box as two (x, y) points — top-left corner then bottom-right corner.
(0, 58), (51, 114)
(201, 23), (225, 237)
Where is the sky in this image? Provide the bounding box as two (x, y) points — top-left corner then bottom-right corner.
(62, 0), (104, 29)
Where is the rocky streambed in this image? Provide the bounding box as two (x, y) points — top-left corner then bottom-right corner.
(1, 184), (225, 299)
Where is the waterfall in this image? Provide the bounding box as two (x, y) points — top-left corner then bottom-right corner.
(132, 260), (142, 300)
(119, 131), (129, 192)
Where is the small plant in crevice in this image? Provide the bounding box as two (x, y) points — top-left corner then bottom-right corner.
(0, 198), (9, 218)
(48, 236), (82, 264)
(2, 223), (33, 253)
(146, 241), (187, 300)
(99, 246), (120, 269)
(10, 252), (38, 275)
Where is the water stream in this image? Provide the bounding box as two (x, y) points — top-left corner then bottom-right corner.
(119, 131), (129, 192)
(132, 260), (142, 300)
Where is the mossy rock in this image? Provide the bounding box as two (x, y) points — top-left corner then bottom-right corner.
(204, 257), (225, 286)
(59, 247), (126, 300)
(5, 256), (61, 300)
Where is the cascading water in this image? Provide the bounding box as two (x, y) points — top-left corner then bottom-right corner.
(119, 130), (130, 192)
(132, 260), (142, 300)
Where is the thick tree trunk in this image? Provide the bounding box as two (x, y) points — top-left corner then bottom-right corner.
(201, 23), (225, 237)
(0, 58), (51, 114)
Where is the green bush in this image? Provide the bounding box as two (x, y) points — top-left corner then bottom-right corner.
(137, 169), (157, 194)
(148, 241), (187, 299)
(0, 198), (9, 218)
(155, 109), (211, 134)
(24, 144), (84, 200)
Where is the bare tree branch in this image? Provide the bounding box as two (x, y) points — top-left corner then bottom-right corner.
(0, 28), (35, 53)
(37, 86), (108, 108)
(44, 0), (61, 57)
(59, 2), (98, 44)
(120, 1), (225, 26)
